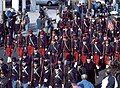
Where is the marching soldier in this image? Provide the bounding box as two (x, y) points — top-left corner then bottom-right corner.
(16, 32), (26, 58)
(72, 34), (81, 61)
(4, 34), (14, 63)
(0, 57), (9, 87)
(21, 52), (32, 66)
(81, 38), (91, 64)
(68, 62), (80, 85)
(92, 39), (103, 69)
(62, 34), (71, 62)
(53, 65), (63, 88)
(103, 39), (114, 68)
(33, 47), (40, 61)
(47, 38), (60, 63)
(41, 60), (51, 88)
(98, 31), (104, 43)
(115, 37), (120, 61)
(20, 59), (31, 88)
(32, 60), (41, 88)
(11, 57), (19, 88)
(38, 30), (47, 57)
(26, 30), (37, 57)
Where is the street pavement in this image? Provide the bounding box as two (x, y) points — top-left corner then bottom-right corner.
(22, 8), (59, 36)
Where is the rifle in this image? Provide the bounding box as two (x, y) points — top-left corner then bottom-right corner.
(50, 52), (53, 87)
(17, 58), (21, 88)
(30, 55), (34, 88)
(39, 57), (44, 87)
(62, 37), (66, 88)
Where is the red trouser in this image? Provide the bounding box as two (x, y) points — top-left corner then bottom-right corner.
(5, 46), (13, 57)
(104, 55), (110, 65)
(74, 51), (79, 61)
(17, 47), (23, 58)
(39, 48), (45, 56)
(81, 54), (87, 63)
(93, 54), (100, 65)
(64, 52), (70, 60)
(27, 45), (34, 57)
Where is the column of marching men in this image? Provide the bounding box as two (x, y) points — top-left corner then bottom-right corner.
(0, 6), (120, 88)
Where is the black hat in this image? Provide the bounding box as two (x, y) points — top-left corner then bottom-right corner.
(22, 59), (27, 63)
(34, 60), (39, 64)
(44, 59), (49, 66)
(12, 57), (18, 62)
(55, 65), (59, 69)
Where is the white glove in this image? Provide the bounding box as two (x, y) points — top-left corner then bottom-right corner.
(28, 81), (31, 85)
(100, 56), (103, 59)
(49, 85), (52, 88)
(44, 78), (48, 82)
(96, 65), (99, 69)
(91, 56), (93, 59)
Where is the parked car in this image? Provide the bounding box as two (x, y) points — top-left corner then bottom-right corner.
(36, 0), (59, 6)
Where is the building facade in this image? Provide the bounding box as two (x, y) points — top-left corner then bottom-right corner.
(0, 0), (36, 12)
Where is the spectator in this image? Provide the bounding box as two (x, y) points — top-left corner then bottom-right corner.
(77, 74), (94, 88)
(23, 13), (30, 32)
(101, 68), (118, 88)
(83, 58), (99, 85)
(36, 16), (43, 30)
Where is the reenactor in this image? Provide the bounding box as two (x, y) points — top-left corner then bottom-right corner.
(38, 30), (47, 57)
(76, 61), (86, 81)
(68, 62), (80, 85)
(47, 38), (60, 63)
(41, 60), (51, 88)
(32, 60), (41, 88)
(4, 34), (14, 64)
(62, 34), (71, 62)
(26, 30), (37, 57)
(103, 39), (114, 68)
(81, 38), (91, 64)
(27, 30), (37, 57)
(21, 52), (31, 66)
(20, 59), (31, 88)
(92, 38), (103, 69)
(83, 58), (99, 85)
(107, 28), (115, 43)
(115, 37), (120, 61)
(16, 32), (26, 58)
(0, 57), (9, 87)
(4, 34), (14, 57)
(33, 47), (40, 61)
(98, 31), (104, 43)
(11, 57), (19, 88)
(52, 65), (63, 88)
(72, 34), (81, 61)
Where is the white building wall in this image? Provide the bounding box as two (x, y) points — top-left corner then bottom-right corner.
(12, 0), (19, 11)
